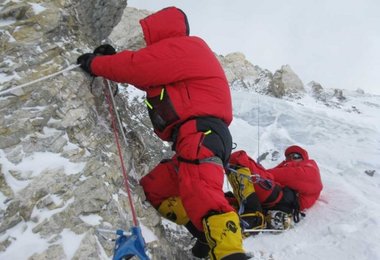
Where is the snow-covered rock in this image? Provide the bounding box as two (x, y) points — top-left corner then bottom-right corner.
(109, 7), (149, 50)
(270, 64), (305, 98)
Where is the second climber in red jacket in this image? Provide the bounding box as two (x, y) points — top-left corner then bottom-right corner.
(77, 6), (248, 260)
(227, 145), (323, 231)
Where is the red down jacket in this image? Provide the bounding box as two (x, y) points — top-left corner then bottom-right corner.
(230, 146), (323, 211)
(90, 7), (232, 141)
(268, 145), (323, 210)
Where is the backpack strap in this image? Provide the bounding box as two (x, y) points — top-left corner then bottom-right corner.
(177, 156), (223, 167)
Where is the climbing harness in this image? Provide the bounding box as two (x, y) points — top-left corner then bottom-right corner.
(102, 78), (150, 260)
(228, 166), (273, 190)
(177, 155), (223, 166)
(0, 64), (80, 96)
(227, 166), (273, 216)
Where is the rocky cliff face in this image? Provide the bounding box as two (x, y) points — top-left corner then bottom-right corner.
(0, 2), (190, 259)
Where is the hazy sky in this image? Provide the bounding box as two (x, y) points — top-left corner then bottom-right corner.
(128, 0), (380, 94)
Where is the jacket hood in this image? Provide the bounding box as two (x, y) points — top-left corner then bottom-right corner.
(139, 7), (189, 46)
(284, 145), (309, 160)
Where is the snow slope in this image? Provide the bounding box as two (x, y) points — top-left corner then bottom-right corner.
(230, 90), (380, 260)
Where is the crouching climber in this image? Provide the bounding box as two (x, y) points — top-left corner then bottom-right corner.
(227, 145), (323, 233)
(77, 6), (248, 260)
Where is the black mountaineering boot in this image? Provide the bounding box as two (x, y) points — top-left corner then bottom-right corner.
(185, 221), (210, 258)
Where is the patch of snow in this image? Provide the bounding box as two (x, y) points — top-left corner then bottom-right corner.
(112, 193), (119, 202)
(79, 214), (103, 225)
(21, 106), (47, 111)
(50, 194), (64, 206)
(126, 85), (145, 101)
(0, 150), (86, 193)
(0, 19), (16, 27)
(0, 72), (17, 84)
(61, 132), (83, 152)
(41, 126), (63, 137)
(29, 3), (47, 15)
(31, 197), (74, 222)
(140, 222), (158, 243)
(60, 228), (86, 259)
(0, 222), (49, 259)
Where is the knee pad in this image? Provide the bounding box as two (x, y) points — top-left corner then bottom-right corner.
(157, 196), (189, 225)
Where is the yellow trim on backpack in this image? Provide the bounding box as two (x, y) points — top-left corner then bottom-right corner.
(204, 130), (212, 135)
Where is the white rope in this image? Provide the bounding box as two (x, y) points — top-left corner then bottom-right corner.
(0, 64), (80, 96)
(106, 80), (129, 151)
(257, 93), (261, 161)
(243, 228), (286, 233)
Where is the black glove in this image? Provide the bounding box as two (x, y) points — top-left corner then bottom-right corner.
(77, 53), (96, 75)
(93, 44), (116, 55)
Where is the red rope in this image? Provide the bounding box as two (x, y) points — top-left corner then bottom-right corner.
(103, 79), (139, 227)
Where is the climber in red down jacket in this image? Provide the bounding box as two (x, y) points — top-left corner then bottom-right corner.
(227, 145), (323, 231)
(77, 6), (248, 260)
